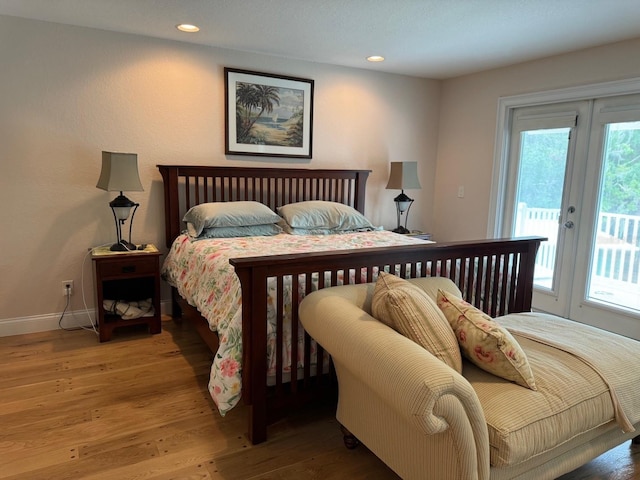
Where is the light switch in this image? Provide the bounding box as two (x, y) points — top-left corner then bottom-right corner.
(457, 186), (465, 198)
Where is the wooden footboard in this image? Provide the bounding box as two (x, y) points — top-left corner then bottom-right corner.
(231, 236), (545, 443)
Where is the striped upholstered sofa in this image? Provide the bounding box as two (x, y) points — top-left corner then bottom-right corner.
(299, 276), (640, 480)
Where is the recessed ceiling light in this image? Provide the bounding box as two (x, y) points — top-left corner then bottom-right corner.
(367, 55), (385, 62)
(177, 24), (200, 33)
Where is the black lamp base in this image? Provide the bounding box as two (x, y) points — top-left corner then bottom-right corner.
(107, 195), (140, 252)
(110, 240), (137, 252)
(393, 190), (414, 235)
(392, 226), (411, 234)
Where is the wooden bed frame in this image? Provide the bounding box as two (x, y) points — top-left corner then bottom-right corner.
(158, 164), (545, 444)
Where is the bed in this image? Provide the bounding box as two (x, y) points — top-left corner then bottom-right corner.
(158, 164), (545, 444)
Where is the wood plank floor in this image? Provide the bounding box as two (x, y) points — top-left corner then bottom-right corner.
(1, 318), (638, 479)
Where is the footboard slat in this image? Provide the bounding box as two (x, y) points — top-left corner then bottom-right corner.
(290, 274), (300, 392)
(476, 257), (483, 300)
(499, 253), (511, 316)
(275, 275), (284, 393)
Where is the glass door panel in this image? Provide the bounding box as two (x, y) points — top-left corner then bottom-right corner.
(568, 95), (640, 339)
(586, 121), (640, 314)
(504, 102), (590, 318)
(513, 128), (570, 291)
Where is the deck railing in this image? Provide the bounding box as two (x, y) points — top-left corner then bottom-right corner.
(516, 205), (640, 285)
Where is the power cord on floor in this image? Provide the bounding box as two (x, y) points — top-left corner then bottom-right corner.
(58, 288), (96, 334)
(57, 289), (72, 330)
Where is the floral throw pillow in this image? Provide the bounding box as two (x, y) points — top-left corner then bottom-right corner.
(436, 289), (536, 390)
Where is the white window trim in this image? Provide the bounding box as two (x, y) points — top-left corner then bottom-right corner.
(488, 77), (640, 237)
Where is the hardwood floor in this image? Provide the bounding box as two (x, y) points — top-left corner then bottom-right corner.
(1, 318), (638, 479)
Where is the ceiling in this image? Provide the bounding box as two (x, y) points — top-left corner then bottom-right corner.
(2, 0), (640, 79)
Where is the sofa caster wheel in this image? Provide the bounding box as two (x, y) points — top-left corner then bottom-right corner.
(341, 425), (360, 449)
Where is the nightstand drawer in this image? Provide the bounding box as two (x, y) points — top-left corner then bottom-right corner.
(96, 255), (158, 278)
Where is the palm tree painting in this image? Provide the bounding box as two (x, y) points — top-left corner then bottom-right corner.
(235, 81), (304, 147)
(226, 68), (313, 158)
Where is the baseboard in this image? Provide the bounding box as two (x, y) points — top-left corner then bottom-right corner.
(0, 301), (171, 337)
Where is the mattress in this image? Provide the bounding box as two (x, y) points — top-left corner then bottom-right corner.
(161, 230), (429, 415)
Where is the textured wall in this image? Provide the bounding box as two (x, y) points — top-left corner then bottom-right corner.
(0, 15), (439, 330)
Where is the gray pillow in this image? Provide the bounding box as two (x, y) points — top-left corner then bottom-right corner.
(183, 201), (282, 237)
(279, 220), (379, 235)
(189, 223), (283, 240)
(277, 201), (376, 231)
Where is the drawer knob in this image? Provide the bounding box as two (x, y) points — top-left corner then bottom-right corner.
(122, 265), (136, 273)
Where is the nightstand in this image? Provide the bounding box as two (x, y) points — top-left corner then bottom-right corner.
(91, 244), (162, 342)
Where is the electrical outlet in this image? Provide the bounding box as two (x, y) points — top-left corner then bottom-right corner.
(62, 280), (74, 296)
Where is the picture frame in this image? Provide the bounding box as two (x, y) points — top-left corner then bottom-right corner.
(225, 68), (314, 158)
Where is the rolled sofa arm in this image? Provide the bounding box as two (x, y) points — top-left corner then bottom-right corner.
(300, 283), (490, 470)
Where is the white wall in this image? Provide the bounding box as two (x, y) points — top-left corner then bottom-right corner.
(0, 16), (439, 333)
(434, 38), (640, 241)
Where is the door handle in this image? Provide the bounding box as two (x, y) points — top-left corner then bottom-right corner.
(562, 206), (576, 228)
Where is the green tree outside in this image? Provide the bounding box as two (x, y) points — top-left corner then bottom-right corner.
(518, 125), (640, 216)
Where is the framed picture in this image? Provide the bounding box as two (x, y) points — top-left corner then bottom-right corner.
(225, 68), (314, 158)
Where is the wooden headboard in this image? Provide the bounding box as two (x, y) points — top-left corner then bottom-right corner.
(157, 165), (371, 248)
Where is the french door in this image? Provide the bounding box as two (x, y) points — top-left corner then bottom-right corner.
(503, 95), (640, 340)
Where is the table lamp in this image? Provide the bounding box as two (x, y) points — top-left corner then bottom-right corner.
(96, 151), (144, 251)
(385, 161), (421, 234)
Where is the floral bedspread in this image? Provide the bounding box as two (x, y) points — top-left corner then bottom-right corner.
(161, 231), (428, 415)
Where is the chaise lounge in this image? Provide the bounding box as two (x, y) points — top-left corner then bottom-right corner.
(299, 275), (640, 480)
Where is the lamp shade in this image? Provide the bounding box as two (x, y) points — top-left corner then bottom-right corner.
(385, 162), (421, 190)
(96, 151), (143, 192)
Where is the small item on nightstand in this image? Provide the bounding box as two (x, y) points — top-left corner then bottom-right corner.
(92, 244), (158, 256)
(408, 231), (432, 241)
